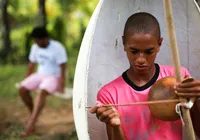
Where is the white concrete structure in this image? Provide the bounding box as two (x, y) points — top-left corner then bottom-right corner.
(73, 0), (200, 139)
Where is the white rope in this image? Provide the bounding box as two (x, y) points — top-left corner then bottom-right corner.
(176, 103), (185, 126)
(175, 100), (195, 126)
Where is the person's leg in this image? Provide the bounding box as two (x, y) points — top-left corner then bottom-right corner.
(21, 75), (59, 137)
(19, 73), (43, 113)
(18, 87), (33, 113)
(21, 89), (49, 136)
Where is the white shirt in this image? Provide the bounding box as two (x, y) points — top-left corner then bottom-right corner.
(29, 40), (68, 76)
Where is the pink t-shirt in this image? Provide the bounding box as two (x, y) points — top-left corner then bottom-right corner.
(97, 64), (190, 140)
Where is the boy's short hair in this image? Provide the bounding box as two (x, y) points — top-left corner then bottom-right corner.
(30, 26), (48, 38)
(123, 12), (161, 42)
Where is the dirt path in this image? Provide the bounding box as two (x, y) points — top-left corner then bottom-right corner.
(0, 97), (77, 139)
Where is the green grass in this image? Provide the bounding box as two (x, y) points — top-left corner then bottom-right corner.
(0, 121), (77, 140)
(0, 122), (40, 140)
(0, 65), (26, 99)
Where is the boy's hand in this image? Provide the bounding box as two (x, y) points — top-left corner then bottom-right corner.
(174, 76), (200, 98)
(89, 102), (121, 127)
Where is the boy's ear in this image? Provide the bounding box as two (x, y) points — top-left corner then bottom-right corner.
(156, 37), (163, 52)
(158, 37), (163, 46)
(122, 36), (125, 45)
(122, 36), (127, 51)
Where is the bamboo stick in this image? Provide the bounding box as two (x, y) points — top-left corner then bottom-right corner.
(163, 0), (195, 139)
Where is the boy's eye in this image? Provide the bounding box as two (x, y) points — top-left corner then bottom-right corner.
(145, 50), (154, 54)
(131, 50), (138, 54)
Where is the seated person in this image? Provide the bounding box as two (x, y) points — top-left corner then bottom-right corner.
(18, 26), (68, 136)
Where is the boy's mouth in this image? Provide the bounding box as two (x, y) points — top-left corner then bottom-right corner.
(135, 65), (148, 71)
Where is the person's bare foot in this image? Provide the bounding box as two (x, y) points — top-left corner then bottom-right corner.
(20, 127), (35, 137)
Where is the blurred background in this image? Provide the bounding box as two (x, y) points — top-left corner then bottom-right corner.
(0, 0), (98, 139)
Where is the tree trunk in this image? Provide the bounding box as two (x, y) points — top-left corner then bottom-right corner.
(0, 0), (11, 62)
(38, 0), (47, 27)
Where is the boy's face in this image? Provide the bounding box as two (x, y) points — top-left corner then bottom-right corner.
(32, 38), (48, 48)
(123, 33), (163, 74)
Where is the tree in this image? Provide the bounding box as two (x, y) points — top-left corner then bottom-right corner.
(0, 0), (11, 62)
(38, 0), (46, 27)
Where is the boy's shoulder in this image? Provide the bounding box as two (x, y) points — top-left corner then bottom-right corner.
(159, 64), (190, 76)
(30, 43), (39, 51)
(159, 64), (188, 71)
(50, 40), (64, 47)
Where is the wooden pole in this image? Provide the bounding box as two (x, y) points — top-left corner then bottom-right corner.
(163, 0), (195, 139)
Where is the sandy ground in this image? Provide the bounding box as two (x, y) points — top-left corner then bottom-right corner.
(0, 97), (76, 139)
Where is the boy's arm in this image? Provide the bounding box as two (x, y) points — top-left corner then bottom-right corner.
(190, 100), (200, 139)
(27, 44), (37, 77)
(106, 125), (126, 140)
(26, 62), (36, 77)
(58, 63), (67, 93)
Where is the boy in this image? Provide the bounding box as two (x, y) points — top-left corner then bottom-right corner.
(90, 12), (200, 140)
(18, 26), (68, 136)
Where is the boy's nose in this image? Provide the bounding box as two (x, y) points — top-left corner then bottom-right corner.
(136, 54), (146, 64)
